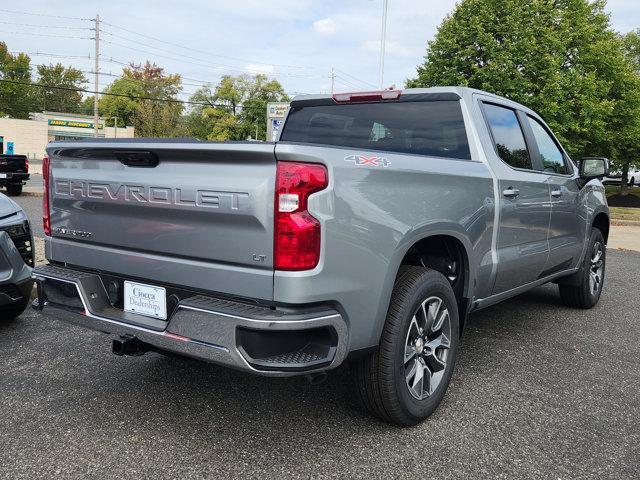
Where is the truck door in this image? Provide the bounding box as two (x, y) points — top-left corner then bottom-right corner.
(523, 114), (583, 274)
(480, 101), (551, 294)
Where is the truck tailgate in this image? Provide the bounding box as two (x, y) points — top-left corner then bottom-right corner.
(45, 141), (276, 301)
(0, 154), (28, 173)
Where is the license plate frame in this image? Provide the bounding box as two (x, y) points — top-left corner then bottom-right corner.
(123, 281), (167, 320)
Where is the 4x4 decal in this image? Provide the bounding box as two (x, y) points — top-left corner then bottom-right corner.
(344, 154), (391, 167)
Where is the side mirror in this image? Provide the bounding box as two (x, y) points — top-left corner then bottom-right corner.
(579, 157), (609, 180)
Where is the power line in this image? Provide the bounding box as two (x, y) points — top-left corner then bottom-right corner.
(101, 58), (214, 84)
(10, 51), (92, 60)
(100, 36), (319, 79)
(334, 75), (364, 90)
(0, 20), (92, 30)
(334, 68), (377, 89)
(0, 78), (222, 107)
(100, 20), (315, 71)
(86, 69), (191, 86)
(0, 8), (90, 21)
(0, 29), (92, 39)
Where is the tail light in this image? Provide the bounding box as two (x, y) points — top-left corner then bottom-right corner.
(274, 161), (328, 270)
(25, 158), (29, 173)
(42, 156), (51, 236)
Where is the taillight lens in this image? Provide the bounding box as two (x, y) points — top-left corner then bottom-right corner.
(274, 161), (328, 270)
(42, 156), (51, 236)
(332, 90), (402, 103)
(25, 158), (29, 173)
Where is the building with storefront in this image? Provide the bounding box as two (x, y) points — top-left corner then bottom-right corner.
(0, 111), (134, 159)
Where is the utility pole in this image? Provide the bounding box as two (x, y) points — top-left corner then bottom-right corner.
(330, 67), (335, 93)
(93, 14), (100, 138)
(378, 0), (388, 89)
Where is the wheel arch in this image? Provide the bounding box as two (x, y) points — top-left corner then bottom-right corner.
(592, 211), (610, 244)
(373, 226), (476, 344)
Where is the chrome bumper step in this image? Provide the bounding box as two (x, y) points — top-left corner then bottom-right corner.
(32, 264), (348, 376)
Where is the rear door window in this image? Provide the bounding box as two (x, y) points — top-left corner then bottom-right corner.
(483, 103), (532, 170)
(280, 100), (471, 160)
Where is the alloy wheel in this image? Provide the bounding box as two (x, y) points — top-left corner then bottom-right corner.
(404, 296), (451, 400)
(589, 241), (604, 296)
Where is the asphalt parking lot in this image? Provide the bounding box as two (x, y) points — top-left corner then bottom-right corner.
(1, 239), (639, 478)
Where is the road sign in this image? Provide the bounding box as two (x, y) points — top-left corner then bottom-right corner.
(266, 102), (289, 141)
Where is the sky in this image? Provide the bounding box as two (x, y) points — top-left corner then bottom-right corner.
(1, 0), (639, 103)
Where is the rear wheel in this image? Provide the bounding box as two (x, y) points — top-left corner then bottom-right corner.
(559, 228), (605, 308)
(6, 184), (23, 196)
(351, 266), (459, 425)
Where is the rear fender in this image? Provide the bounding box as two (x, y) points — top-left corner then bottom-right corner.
(371, 223), (476, 345)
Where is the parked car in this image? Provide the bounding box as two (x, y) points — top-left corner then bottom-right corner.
(0, 154), (30, 196)
(602, 167), (639, 186)
(0, 193), (34, 320)
(32, 87), (609, 425)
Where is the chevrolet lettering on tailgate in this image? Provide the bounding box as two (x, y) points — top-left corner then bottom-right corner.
(53, 179), (250, 211)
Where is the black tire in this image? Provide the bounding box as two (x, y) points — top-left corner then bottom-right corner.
(559, 228), (606, 309)
(6, 184), (23, 196)
(1, 298), (29, 320)
(351, 266), (459, 426)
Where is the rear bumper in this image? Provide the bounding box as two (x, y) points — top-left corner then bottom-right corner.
(32, 264), (349, 376)
(0, 173), (29, 184)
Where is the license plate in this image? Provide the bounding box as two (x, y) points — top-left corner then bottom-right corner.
(0, 174), (6, 178)
(124, 281), (167, 320)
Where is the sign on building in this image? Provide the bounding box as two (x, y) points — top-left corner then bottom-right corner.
(47, 119), (103, 129)
(266, 102), (289, 141)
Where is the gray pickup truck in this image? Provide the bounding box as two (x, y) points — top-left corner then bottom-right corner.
(33, 87), (609, 425)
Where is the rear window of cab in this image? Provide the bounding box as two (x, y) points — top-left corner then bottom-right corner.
(280, 100), (471, 161)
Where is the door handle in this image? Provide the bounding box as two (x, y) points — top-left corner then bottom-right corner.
(551, 189), (563, 198)
(502, 187), (520, 198)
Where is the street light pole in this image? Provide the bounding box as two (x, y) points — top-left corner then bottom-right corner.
(331, 67), (335, 93)
(378, 0), (388, 90)
(93, 14), (100, 138)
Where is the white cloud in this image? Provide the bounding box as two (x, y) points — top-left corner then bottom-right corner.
(313, 17), (337, 37)
(362, 40), (415, 58)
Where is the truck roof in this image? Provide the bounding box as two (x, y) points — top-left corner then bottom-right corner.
(290, 86), (535, 114)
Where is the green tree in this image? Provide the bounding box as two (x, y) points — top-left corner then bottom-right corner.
(617, 29), (640, 194)
(100, 61), (182, 136)
(240, 74), (289, 140)
(622, 29), (640, 71)
(408, 0), (640, 171)
(35, 63), (87, 113)
(0, 42), (34, 118)
(185, 74), (288, 141)
(80, 95), (94, 116)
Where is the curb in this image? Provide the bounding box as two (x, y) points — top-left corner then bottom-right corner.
(21, 190), (43, 197)
(611, 220), (640, 227)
